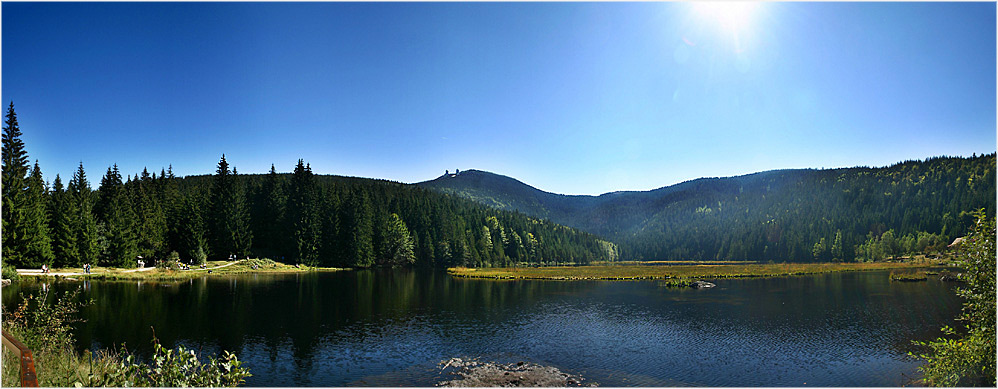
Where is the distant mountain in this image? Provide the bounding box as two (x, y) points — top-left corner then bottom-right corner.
(419, 154), (997, 261)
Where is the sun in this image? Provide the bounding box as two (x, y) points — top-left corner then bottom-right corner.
(692, 1), (759, 35)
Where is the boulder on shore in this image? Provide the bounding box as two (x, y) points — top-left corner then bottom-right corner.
(438, 358), (595, 387)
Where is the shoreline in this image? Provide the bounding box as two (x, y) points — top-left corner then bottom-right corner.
(447, 261), (943, 281)
(9, 259), (348, 282)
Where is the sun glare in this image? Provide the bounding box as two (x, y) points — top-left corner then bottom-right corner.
(692, 2), (759, 34)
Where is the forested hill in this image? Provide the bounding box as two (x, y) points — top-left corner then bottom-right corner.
(2, 103), (617, 270)
(419, 154), (996, 262)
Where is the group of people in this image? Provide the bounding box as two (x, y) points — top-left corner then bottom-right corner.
(40, 263), (92, 274)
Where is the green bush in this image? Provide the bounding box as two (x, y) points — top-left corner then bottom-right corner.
(2, 287), (251, 387)
(2, 260), (20, 281)
(912, 210), (996, 386)
(118, 339), (250, 387)
(194, 247), (207, 265)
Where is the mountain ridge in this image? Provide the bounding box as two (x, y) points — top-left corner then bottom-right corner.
(418, 154), (997, 261)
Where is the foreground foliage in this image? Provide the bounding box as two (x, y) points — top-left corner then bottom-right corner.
(1, 287), (250, 387)
(913, 210), (996, 386)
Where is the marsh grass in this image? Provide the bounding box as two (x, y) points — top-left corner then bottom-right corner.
(449, 262), (932, 281)
(890, 271), (930, 282)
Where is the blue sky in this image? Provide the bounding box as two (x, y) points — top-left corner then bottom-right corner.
(2, 2), (994, 195)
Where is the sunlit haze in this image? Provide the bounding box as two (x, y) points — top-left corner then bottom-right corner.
(2, 2), (994, 195)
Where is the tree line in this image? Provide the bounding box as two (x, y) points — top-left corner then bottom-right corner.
(620, 154), (995, 262)
(2, 103), (618, 269)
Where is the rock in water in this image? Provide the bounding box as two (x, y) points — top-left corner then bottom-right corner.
(438, 358), (594, 387)
(691, 280), (715, 288)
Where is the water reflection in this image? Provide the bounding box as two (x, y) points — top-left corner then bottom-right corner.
(2, 269), (962, 387)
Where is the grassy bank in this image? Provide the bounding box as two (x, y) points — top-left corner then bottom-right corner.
(17, 258), (348, 282)
(2, 289), (250, 387)
(448, 261), (937, 281)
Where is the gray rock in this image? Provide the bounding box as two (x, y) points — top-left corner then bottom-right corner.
(438, 358), (593, 387)
(691, 280), (716, 288)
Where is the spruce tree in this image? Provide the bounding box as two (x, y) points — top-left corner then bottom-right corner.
(208, 155), (252, 259)
(69, 162), (99, 267)
(21, 161), (55, 267)
(132, 167), (167, 260)
(287, 160), (321, 265)
(96, 164), (138, 266)
(160, 165), (182, 255)
(343, 190), (374, 268)
(230, 166), (253, 257)
(252, 164), (287, 259)
(2, 102), (30, 267)
(178, 191), (209, 264)
(49, 174), (81, 267)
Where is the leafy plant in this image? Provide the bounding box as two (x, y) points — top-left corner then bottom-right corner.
(115, 336), (250, 387)
(912, 210), (996, 386)
(2, 288), (251, 387)
(2, 259), (19, 281)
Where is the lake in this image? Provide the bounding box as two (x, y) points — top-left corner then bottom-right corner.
(2, 269), (963, 386)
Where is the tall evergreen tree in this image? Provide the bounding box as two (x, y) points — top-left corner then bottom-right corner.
(131, 167), (167, 260)
(287, 160), (321, 265)
(96, 164), (137, 266)
(49, 174), (80, 267)
(69, 162), (100, 266)
(208, 155), (252, 259)
(342, 190), (374, 268)
(251, 165), (287, 258)
(178, 191), (209, 264)
(230, 166), (253, 257)
(2, 102), (31, 267)
(160, 165), (183, 256)
(20, 161), (55, 267)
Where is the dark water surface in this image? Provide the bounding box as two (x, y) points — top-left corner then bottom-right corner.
(2, 269), (963, 386)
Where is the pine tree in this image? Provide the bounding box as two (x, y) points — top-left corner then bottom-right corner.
(230, 166), (253, 258)
(341, 190), (374, 267)
(178, 191), (209, 264)
(160, 165), (182, 255)
(287, 160), (321, 265)
(21, 161), (55, 267)
(127, 167), (165, 260)
(208, 155), (253, 259)
(96, 164), (137, 266)
(251, 164), (287, 258)
(2, 102), (31, 267)
(69, 162), (100, 267)
(49, 174), (80, 267)
(318, 186), (341, 267)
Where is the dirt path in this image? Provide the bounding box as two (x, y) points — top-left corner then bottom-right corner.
(15, 260), (243, 277)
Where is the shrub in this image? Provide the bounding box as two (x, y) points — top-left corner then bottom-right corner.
(194, 247), (207, 265)
(912, 210), (996, 386)
(2, 287), (251, 387)
(119, 338), (250, 387)
(2, 260), (20, 281)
